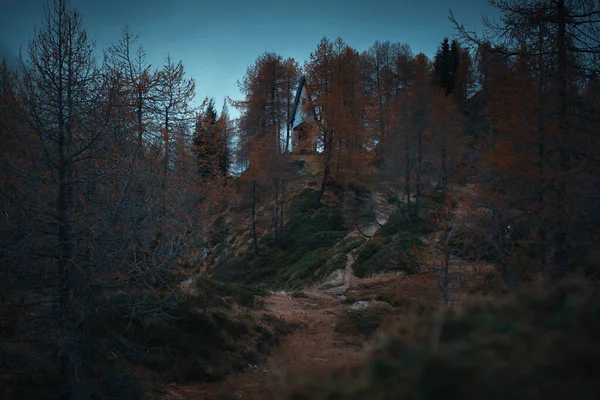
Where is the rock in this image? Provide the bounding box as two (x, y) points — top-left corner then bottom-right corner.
(349, 300), (375, 310)
(321, 269), (345, 288)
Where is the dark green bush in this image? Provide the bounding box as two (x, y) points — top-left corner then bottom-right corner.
(335, 303), (395, 338)
(353, 217), (430, 278)
(376, 291), (395, 303)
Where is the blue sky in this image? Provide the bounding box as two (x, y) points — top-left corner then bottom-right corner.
(0, 0), (499, 117)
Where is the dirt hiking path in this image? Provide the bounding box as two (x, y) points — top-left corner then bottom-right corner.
(160, 291), (365, 399)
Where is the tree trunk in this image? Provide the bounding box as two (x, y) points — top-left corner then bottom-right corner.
(405, 131), (412, 219)
(274, 177), (279, 243)
(164, 109), (170, 175)
(137, 89), (143, 151)
(376, 58), (385, 164)
(442, 242), (450, 306)
(553, 0), (569, 279)
(279, 178), (286, 249)
(57, 16), (86, 396)
(251, 180), (260, 256)
(441, 139), (448, 199)
(536, 25), (549, 276)
(316, 131), (332, 209)
(415, 127), (423, 218)
(286, 79), (291, 153)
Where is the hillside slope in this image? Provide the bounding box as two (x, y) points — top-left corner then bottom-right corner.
(206, 155), (446, 292)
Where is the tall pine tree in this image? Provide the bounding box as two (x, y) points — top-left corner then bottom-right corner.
(194, 97), (225, 180)
(434, 37), (461, 96)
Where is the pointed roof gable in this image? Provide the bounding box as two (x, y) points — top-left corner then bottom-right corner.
(289, 76), (318, 129)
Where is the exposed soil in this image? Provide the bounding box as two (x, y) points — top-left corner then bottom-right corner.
(156, 266), (495, 399)
(157, 290), (367, 399)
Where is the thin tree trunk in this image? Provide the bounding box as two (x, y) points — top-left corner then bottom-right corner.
(58, 13), (85, 396)
(251, 180), (260, 256)
(279, 178), (286, 248)
(272, 65), (281, 243)
(137, 89), (143, 151)
(164, 109), (170, 175)
(441, 140), (448, 199)
(440, 205), (452, 306)
(405, 131), (412, 219)
(537, 25), (549, 276)
(415, 127), (423, 218)
(316, 132), (332, 209)
(376, 58), (385, 164)
(274, 177), (279, 243)
(554, 0), (569, 279)
(442, 242), (450, 305)
(286, 79), (291, 153)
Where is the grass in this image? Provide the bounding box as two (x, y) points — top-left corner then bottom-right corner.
(1, 282), (289, 400)
(227, 189), (353, 289)
(222, 180), (447, 288)
(112, 288), (289, 384)
(224, 189), (445, 286)
(285, 278), (600, 399)
(322, 236), (366, 276)
(353, 216), (433, 278)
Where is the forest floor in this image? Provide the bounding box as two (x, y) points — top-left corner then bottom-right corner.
(153, 183), (495, 399)
(155, 268), (476, 399)
(157, 288), (370, 399)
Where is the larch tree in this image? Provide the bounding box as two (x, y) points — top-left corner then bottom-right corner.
(454, 45), (476, 108)
(283, 58), (300, 153)
(1, 1), (194, 397)
(452, 0), (600, 279)
(106, 26), (160, 153)
(363, 40), (394, 165)
(407, 52), (430, 218)
(395, 45), (418, 218)
(306, 37), (371, 210)
(234, 53), (300, 250)
(235, 52), (289, 252)
(156, 55), (195, 175)
(329, 39), (370, 190)
(305, 37), (334, 208)
(332, 42), (372, 230)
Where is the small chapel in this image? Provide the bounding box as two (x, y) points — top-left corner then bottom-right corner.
(289, 77), (318, 154)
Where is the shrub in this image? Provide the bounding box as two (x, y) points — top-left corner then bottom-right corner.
(335, 303), (395, 338)
(107, 296), (290, 384)
(286, 278), (600, 400)
(376, 291), (394, 303)
(353, 218), (430, 278)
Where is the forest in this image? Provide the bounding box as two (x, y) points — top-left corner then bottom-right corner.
(1, 0), (599, 399)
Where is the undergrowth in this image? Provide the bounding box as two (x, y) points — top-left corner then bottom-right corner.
(1, 280), (289, 400)
(220, 182), (444, 287)
(285, 278), (600, 399)
(227, 189), (353, 289)
(353, 215), (433, 278)
(335, 303), (395, 338)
